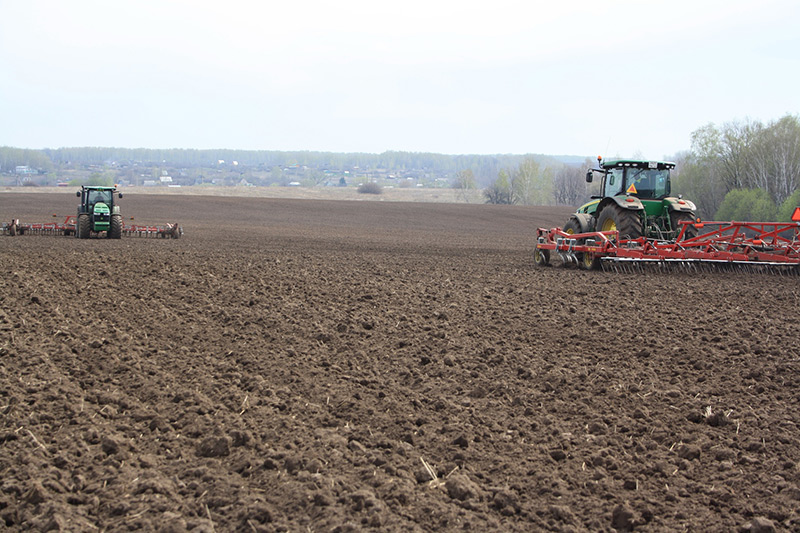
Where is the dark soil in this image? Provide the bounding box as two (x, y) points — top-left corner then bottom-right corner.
(2, 192), (800, 532)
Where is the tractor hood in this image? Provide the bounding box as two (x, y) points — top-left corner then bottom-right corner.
(93, 202), (110, 215)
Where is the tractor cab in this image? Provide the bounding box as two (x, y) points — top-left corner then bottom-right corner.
(587, 159), (673, 200)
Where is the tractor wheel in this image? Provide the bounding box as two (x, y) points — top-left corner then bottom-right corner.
(671, 212), (698, 240)
(77, 214), (91, 239)
(534, 247), (550, 267)
(596, 204), (643, 240)
(563, 218), (584, 236)
(109, 215), (122, 239)
(8, 224), (15, 237)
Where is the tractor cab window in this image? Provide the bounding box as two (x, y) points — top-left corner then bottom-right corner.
(89, 190), (111, 205)
(605, 168), (625, 196)
(625, 168), (670, 198)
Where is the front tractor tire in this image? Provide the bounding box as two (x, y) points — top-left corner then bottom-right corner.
(562, 218), (587, 266)
(596, 204), (643, 240)
(563, 218), (583, 236)
(77, 214), (91, 239)
(108, 214), (122, 239)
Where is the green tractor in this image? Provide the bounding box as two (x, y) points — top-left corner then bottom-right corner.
(565, 157), (698, 242)
(75, 185), (123, 239)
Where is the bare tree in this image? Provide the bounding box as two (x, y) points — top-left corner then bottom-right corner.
(511, 157), (553, 205)
(689, 115), (800, 210)
(749, 115), (800, 205)
(484, 170), (513, 204)
(552, 159), (590, 206)
(452, 169), (477, 202)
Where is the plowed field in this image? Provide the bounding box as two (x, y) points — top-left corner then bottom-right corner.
(2, 192), (799, 532)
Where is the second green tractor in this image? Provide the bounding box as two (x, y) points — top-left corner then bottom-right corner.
(75, 185), (123, 239)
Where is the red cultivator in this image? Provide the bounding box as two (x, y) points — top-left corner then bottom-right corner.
(535, 220), (800, 275)
(3, 215), (182, 239)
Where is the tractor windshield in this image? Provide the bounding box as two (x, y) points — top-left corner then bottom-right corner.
(625, 168), (670, 199)
(89, 190), (112, 205)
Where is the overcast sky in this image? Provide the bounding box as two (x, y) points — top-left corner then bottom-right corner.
(1, 0), (798, 160)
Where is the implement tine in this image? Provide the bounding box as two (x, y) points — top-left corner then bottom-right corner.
(592, 254), (799, 276)
(609, 247), (800, 274)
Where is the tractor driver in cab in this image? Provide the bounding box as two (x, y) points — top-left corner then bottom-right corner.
(89, 189), (111, 208)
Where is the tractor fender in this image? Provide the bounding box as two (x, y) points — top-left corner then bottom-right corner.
(663, 197), (697, 213)
(608, 195), (644, 211)
(569, 213), (595, 233)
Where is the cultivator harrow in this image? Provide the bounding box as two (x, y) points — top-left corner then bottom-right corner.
(535, 220), (800, 275)
(2, 215), (182, 238)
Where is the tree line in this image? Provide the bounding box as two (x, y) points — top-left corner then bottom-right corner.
(472, 158), (590, 206)
(672, 113), (800, 221)
(0, 146), (568, 189)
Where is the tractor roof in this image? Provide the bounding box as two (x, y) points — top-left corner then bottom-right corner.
(82, 185), (118, 190)
(601, 159), (675, 170)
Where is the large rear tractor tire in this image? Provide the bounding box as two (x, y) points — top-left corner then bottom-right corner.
(109, 214), (122, 239)
(671, 211), (698, 241)
(77, 214), (91, 239)
(596, 204), (643, 240)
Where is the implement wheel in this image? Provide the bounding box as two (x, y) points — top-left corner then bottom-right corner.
(579, 251), (601, 271)
(596, 204), (643, 240)
(534, 247), (550, 267)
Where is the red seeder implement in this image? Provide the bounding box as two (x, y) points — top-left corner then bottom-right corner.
(3, 215), (182, 239)
(535, 220), (800, 274)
